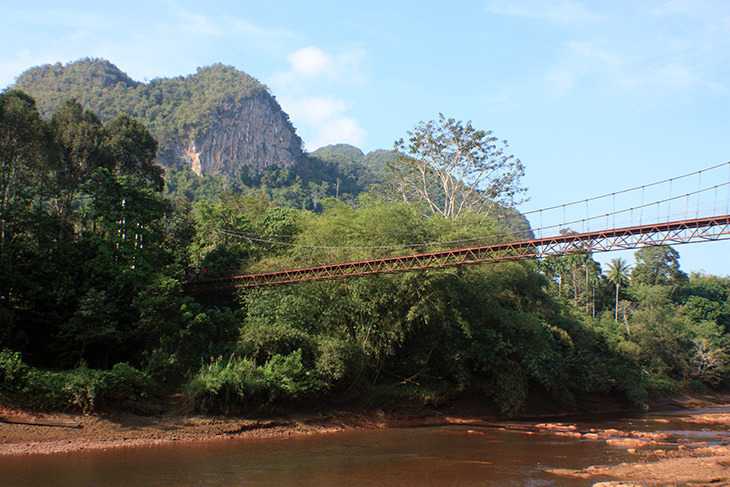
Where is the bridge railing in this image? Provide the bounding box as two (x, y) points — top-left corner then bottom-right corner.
(181, 215), (730, 291)
(524, 162), (730, 239)
(181, 161), (730, 291)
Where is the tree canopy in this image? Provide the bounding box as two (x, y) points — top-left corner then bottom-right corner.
(631, 245), (688, 286)
(390, 114), (526, 220)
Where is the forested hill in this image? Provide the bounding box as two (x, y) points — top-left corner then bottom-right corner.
(11, 59), (529, 227)
(13, 58), (304, 177)
(161, 142), (396, 211)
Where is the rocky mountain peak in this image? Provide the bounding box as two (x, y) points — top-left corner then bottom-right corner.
(14, 59), (305, 177)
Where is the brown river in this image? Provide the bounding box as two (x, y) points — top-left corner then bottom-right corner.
(2, 407), (729, 486)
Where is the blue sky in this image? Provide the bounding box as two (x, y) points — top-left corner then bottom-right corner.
(2, 0), (729, 275)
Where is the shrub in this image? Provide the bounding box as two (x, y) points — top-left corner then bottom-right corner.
(0, 349), (29, 393)
(0, 350), (156, 412)
(63, 363), (156, 413)
(184, 355), (264, 414)
(183, 350), (328, 414)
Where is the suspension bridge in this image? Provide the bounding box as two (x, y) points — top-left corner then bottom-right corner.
(182, 161), (730, 292)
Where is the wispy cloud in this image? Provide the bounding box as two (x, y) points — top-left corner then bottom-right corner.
(484, 0), (598, 24)
(230, 18), (293, 47)
(270, 46), (369, 150)
(516, 2), (730, 102)
(164, 2), (295, 51)
(649, 0), (714, 17)
(0, 1), (300, 86)
(173, 9), (222, 37)
(482, 1), (729, 102)
(161, 1), (295, 54)
(271, 46), (368, 88)
(281, 95), (366, 150)
(0, 5), (115, 87)
(542, 38), (709, 101)
(1, 3), (367, 152)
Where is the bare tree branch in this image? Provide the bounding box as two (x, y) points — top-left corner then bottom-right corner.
(389, 114), (525, 219)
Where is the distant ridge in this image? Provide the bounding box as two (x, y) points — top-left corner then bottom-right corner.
(14, 58), (305, 177)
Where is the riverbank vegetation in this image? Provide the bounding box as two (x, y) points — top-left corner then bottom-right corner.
(2, 90), (729, 419)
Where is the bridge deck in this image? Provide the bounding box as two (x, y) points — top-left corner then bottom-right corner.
(181, 215), (730, 292)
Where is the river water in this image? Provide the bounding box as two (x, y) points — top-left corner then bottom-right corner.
(2, 407), (729, 486)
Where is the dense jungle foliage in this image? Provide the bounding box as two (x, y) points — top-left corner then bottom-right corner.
(2, 90), (730, 417)
(162, 143), (394, 211)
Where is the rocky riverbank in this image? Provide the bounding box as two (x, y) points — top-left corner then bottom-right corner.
(544, 409), (730, 485)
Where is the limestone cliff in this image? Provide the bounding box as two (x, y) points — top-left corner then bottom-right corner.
(14, 59), (305, 178)
(158, 92), (304, 177)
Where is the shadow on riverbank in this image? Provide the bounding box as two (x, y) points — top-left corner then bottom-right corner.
(1, 391), (728, 456)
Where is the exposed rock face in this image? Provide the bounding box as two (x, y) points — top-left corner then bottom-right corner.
(159, 93), (304, 177)
(13, 59), (305, 178)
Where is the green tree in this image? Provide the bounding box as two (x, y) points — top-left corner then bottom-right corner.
(105, 114), (163, 191)
(0, 95), (170, 368)
(584, 258), (602, 316)
(391, 114), (525, 219)
(188, 193), (272, 276)
(606, 258), (632, 325)
(83, 168), (170, 269)
(50, 99), (109, 237)
(60, 288), (121, 367)
(15, 60), (298, 171)
(0, 89), (53, 258)
(0, 90), (55, 343)
(629, 289), (728, 388)
(631, 245), (688, 287)
(540, 256), (568, 298)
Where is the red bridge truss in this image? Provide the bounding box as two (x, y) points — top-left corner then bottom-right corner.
(181, 214), (730, 292)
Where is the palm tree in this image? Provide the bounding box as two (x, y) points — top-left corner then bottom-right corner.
(606, 257), (631, 324)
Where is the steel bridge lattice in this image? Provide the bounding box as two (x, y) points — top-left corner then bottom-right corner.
(181, 161), (730, 292)
(182, 215), (730, 292)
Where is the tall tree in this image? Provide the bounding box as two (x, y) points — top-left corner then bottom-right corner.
(390, 114), (525, 220)
(631, 245), (688, 287)
(105, 115), (164, 192)
(83, 169), (170, 269)
(50, 99), (109, 237)
(0, 89), (52, 257)
(606, 257), (631, 325)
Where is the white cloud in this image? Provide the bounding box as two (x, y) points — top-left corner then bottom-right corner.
(316, 117), (366, 149)
(289, 47), (334, 78)
(271, 45), (368, 88)
(285, 96), (348, 124)
(279, 96), (366, 150)
(268, 46), (369, 151)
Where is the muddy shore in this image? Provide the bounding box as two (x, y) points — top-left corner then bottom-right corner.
(0, 405), (455, 456)
(2, 393), (730, 486)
